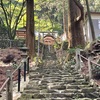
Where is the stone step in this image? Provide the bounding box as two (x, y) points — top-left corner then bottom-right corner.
(29, 75), (85, 81)
(73, 98), (92, 100)
(20, 93), (84, 98)
(66, 84), (92, 89)
(81, 88), (96, 93)
(33, 73), (77, 76)
(47, 85), (66, 90)
(18, 60), (100, 100)
(18, 97), (100, 100)
(85, 92), (100, 98)
(24, 84), (95, 92)
(24, 86), (42, 90)
(29, 74), (43, 79)
(19, 92), (100, 99)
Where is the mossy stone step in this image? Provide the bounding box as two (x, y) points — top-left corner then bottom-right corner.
(18, 93), (85, 99)
(81, 88), (96, 93)
(73, 98), (92, 100)
(29, 74), (43, 79)
(17, 60), (100, 100)
(48, 85), (66, 90)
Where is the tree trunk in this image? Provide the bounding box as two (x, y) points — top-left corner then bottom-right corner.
(68, 0), (85, 48)
(26, 0), (35, 59)
(63, 0), (68, 39)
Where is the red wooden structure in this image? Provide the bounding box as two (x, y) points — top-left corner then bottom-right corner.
(43, 35), (55, 45)
(16, 30), (26, 39)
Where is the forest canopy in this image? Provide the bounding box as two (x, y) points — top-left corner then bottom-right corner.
(0, 0), (100, 38)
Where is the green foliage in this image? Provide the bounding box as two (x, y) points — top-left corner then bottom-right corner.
(65, 48), (76, 62)
(81, 0), (100, 12)
(0, 0), (100, 39)
(61, 41), (68, 50)
(54, 43), (61, 50)
(67, 48), (76, 55)
(0, 18), (7, 34)
(34, 0), (63, 34)
(0, 0), (25, 39)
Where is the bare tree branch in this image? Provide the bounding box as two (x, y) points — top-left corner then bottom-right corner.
(10, 0), (20, 23)
(12, 0), (26, 37)
(0, 0), (9, 26)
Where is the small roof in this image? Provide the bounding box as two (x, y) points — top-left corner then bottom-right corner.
(85, 11), (100, 16)
(43, 35), (55, 45)
(16, 26), (26, 32)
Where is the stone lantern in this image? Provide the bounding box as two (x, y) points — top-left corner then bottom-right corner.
(19, 44), (29, 59)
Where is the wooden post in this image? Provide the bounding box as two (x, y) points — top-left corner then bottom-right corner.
(18, 67), (21, 92)
(27, 57), (29, 74)
(79, 49), (83, 72)
(88, 57), (92, 80)
(75, 48), (80, 71)
(6, 70), (13, 100)
(24, 61), (26, 81)
(38, 33), (40, 61)
(9, 40), (12, 48)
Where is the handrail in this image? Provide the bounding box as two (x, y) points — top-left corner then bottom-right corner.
(0, 78), (9, 92)
(76, 48), (100, 81)
(12, 56), (29, 75)
(79, 53), (100, 67)
(91, 60), (100, 74)
(12, 61), (23, 75)
(91, 60), (100, 67)
(0, 56), (30, 99)
(79, 54), (88, 61)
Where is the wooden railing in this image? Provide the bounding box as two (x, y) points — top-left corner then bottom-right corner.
(56, 49), (67, 63)
(0, 39), (25, 48)
(76, 48), (100, 81)
(0, 56), (29, 100)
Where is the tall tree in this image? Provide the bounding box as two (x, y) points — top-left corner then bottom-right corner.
(68, 0), (85, 48)
(63, 0), (68, 38)
(26, 0), (35, 59)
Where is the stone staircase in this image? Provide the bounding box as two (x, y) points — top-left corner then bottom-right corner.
(17, 62), (100, 100)
(42, 45), (57, 60)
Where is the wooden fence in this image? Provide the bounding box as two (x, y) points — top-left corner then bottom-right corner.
(76, 48), (100, 81)
(0, 56), (29, 100)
